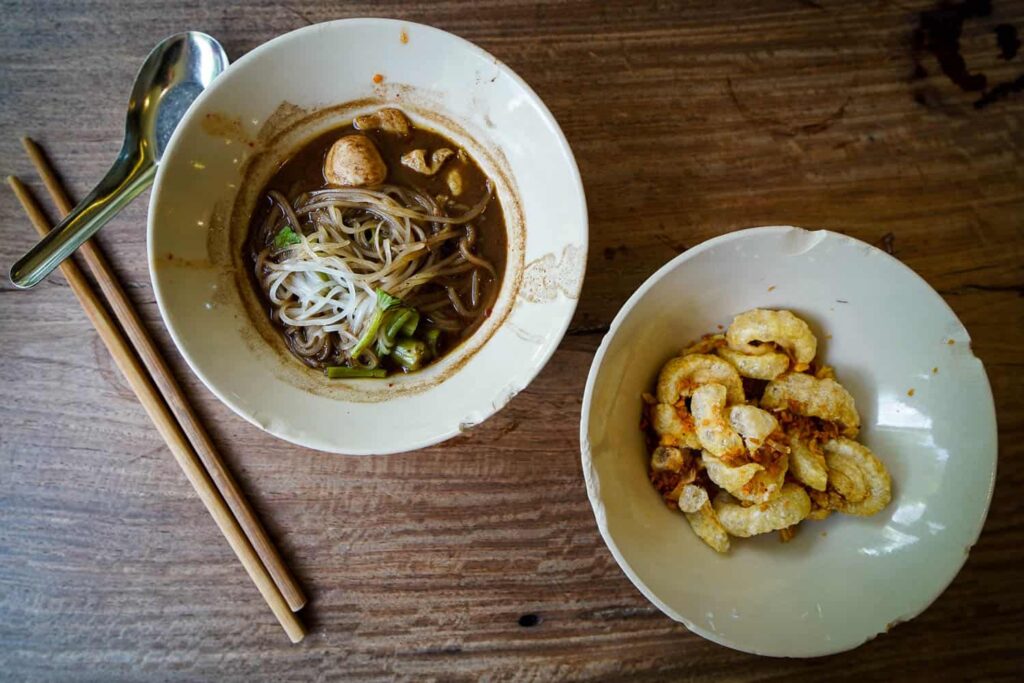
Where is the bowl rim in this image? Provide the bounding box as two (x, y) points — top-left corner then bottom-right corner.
(147, 18), (588, 455)
(579, 225), (997, 656)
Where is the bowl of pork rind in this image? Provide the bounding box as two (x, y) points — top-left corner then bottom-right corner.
(580, 226), (996, 657)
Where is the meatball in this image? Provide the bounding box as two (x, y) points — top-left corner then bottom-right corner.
(324, 135), (387, 187)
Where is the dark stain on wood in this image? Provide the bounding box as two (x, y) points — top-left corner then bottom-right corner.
(518, 613), (541, 627)
(974, 73), (1024, 107)
(911, 0), (1023, 108)
(603, 245), (629, 260)
(912, 0), (992, 92)
(995, 23), (1021, 58)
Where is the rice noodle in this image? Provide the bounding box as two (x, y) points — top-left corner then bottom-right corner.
(470, 269), (480, 308)
(253, 178), (498, 366)
(446, 285), (479, 318)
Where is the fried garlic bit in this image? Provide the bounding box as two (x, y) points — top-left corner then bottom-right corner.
(642, 307), (892, 553)
(726, 308), (817, 371)
(761, 372), (860, 438)
(682, 333), (727, 356)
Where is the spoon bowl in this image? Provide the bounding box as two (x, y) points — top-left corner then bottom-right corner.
(10, 32), (228, 289)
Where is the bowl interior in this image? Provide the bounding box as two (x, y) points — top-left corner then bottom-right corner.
(582, 227), (996, 656)
(149, 19), (587, 454)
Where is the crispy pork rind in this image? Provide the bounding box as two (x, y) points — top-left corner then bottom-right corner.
(728, 404), (780, 453)
(651, 403), (701, 449)
(726, 308), (818, 370)
(684, 501), (731, 553)
(643, 308), (893, 553)
(648, 447), (697, 503)
(704, 450), (788, 504)
(717, 345), (790, 380)
(656, 354), (745, 406)
(713, 483), (811, 537)
(810, 438), (892, 516)
(691, 384), (745, 460)
(701, 451), (763, 490)
(761, 372), (860, 438)
(677, 483), (710, 513)
(786, 433), (828, 491)
(739, 452), (788, 504)
(650, 445), (687, 472)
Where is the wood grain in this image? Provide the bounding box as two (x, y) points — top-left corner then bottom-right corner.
(5, 175), (304, 643)
(1, 0), (1022, 679)
(21, 136), (307, 613)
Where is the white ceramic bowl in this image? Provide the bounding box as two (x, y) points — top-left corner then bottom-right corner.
(580, 227), (997, 657)
(149, 19), (587, 454)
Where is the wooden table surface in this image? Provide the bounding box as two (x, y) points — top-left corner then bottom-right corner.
(2, 0), (1022, 680)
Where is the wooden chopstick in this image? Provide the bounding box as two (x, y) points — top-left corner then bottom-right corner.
(7, 176), (305, 644)
(21, 137), (307, 613)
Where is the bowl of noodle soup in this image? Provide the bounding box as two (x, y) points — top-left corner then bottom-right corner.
(148, 19), (587, 454)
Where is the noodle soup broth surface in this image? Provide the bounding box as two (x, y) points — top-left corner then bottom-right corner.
(245, 115), (508, 376)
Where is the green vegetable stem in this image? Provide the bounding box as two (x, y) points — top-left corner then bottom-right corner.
(392, 337), (430, 371)
(350, 289), (402, 359)
(326, 366), (388, 379)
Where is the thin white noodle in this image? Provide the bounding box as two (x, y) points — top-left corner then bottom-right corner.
(255, 175), (496, 363)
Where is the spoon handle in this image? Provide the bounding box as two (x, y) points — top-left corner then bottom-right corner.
(9, 144), (155, 288)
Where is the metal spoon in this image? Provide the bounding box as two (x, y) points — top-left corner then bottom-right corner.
(10, 32), (228, 289)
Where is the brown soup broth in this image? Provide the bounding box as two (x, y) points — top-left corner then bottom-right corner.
(245, 119), (507, 374)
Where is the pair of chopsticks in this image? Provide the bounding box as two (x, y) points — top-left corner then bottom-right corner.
(8, 138), (307, 643)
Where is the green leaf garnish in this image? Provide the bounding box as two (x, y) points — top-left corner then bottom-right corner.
(274, 225), (302, 248)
